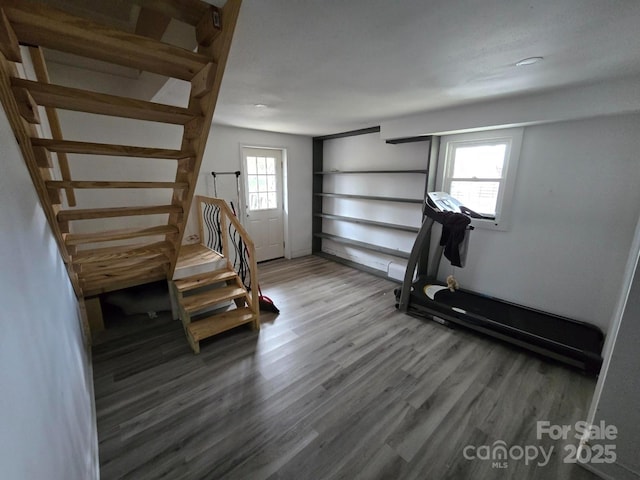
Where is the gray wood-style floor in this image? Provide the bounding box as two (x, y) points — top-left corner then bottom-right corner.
(93, 256), (600, 480)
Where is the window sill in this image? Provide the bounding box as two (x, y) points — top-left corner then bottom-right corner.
(470, 217), (509, 232)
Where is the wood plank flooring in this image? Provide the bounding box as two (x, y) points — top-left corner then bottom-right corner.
(93, 256), (599, 480)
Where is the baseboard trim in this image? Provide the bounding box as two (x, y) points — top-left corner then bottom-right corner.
(314, 251), (401, 284)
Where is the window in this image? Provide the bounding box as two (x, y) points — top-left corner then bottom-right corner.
(439, 128), (523, 230)
(446, 141), (506, 217)
(246, 155), (278, 210)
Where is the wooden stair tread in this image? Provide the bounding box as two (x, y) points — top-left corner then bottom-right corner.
(58, 205), (182, 222)
(72, 241), (174, 264)
(187, 307), (255, 342)
(46, 180), (188, 189)
(33, 138), (193, 159)
(181, 285), (247, 313)
(78, 255), (169, 279)
(11, 78), (198, 125)
(4, 1), (212, 81)
(175, 243), (223, 269)
(79, 251), (170, 294)
(65, 225), (178, 246)
(81, 267), (168, 297)
(173, 267), (237, 292)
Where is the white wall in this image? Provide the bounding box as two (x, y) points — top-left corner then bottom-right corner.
(0, 110), (99, 479)
(53, 104), (313, 257)
(433, 114), (640, 331)
(585, 215), (640, 480)
(380, 75), (640, 139)
(195, 124), (313, 258)
(320, 132), (429, 275)
(320, 115), (640, 332)
(47, 61), (314, 257)
(53, 110), (182, 249)
(47, 60), (180, 103)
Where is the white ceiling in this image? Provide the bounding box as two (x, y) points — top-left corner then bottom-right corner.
(40, 0), (640, 137)
(212, 0), (640, 136)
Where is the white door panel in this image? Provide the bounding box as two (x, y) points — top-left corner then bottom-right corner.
(243, 147), (284, 262)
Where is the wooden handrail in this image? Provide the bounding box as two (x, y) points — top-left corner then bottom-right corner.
(28, 47), (76, 206)
(195, 195), (259, 316)
(196, 196), (254, 247)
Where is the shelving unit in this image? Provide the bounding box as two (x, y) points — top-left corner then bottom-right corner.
(312, 127), (436, 278)
(313, 213), (420, 233)
(314, 169), (428, 175)
(314, 192), (423, 204)
(313, 233), (411, 259)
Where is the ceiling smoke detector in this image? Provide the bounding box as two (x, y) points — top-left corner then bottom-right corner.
(515, 57), (544, 67)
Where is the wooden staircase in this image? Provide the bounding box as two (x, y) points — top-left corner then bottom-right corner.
(0, 1), (241, 294)
(0, 0), (260, 351)
(170, 197), (260, 353)
(0, 0), (240, 297)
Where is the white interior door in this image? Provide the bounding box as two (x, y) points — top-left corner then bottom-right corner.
(243, 147), (284, 262)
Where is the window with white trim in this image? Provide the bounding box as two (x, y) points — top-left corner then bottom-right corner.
(246, 155), (278, 211)
(439, 128), (523, 230)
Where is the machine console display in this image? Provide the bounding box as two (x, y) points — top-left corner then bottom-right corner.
(427, 192), (465, 213)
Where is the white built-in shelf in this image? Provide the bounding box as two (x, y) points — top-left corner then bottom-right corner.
(314, 232), (410, 259)
(315, 192), (423, 204)
(314, 169), (428, 175)
(315, 213), (420, 233)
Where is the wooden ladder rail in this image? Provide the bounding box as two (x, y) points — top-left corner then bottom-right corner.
(0, 9), (81, 293)
(28, 46), (75, 206)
